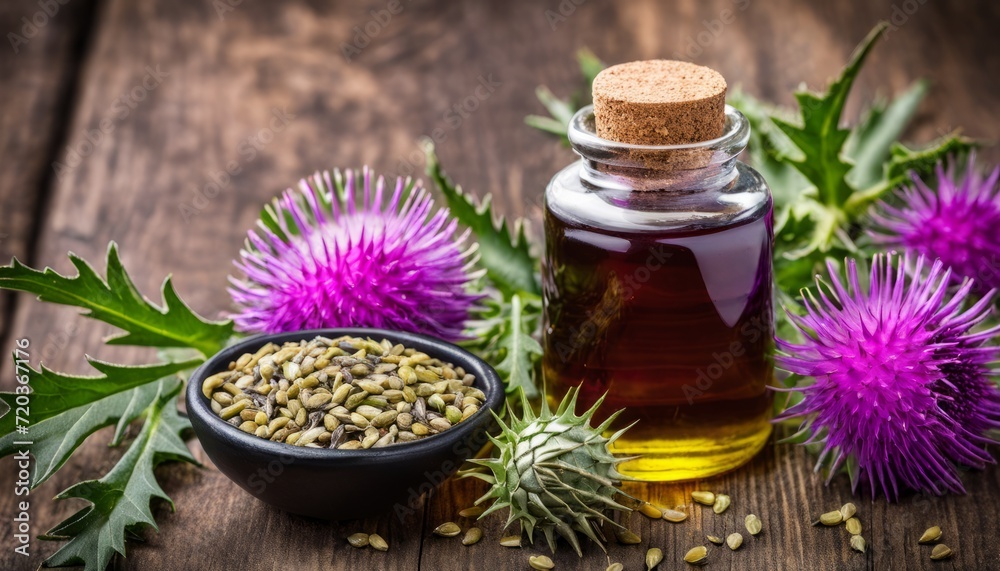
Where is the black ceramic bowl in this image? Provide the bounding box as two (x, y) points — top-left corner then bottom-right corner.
(186, 328), (503, 520)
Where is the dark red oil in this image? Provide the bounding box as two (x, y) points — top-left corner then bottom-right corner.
(542, 207), (775, 480)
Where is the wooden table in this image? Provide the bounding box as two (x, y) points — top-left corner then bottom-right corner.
(2, 1), (999, 569)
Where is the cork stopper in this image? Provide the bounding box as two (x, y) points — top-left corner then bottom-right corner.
(592, 60), (727, 146)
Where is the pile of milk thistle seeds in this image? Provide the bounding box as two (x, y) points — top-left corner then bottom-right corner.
(814, 503), (955, 561)
(201, 336), (484, 449)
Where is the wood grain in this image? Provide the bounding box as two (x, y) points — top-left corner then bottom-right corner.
(0, 0), (98, 344)
(1, 0), (999, 569)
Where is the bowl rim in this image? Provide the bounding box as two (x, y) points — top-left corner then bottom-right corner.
(186, 327), (504, 463)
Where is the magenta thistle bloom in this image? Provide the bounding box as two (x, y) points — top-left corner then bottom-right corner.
(870, 157), (1000, 292)
(777, 253), (1000, 499)
(229, 168), (482, 340)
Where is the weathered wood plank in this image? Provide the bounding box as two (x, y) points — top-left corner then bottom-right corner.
(0, 0), (98, 342)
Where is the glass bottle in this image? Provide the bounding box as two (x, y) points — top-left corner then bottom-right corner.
(542, 104), (774, 481)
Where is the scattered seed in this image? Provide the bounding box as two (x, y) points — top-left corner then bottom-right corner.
(930, 544), (953, 560)
(639, 503), (664, 519)
(683, 546), (708, 565)
(433, 522), (462, 537)
(919, 526), (942, 544)
(615, 527), (641, 545)
(713, 494), (731, 514)
(707, 535), (723, 545)
(462, 527), (482, 546)
(347, 533), (369, 548)
(459, 506), (484, 518)
(369, 533), (388, 552)
(499, 535), (522, 547)
(607, 564), (624, 571)
(745, 514), (763, 536)
(691, 491), (715, 506)
(727, 532), (743, 550)
(663, 508), (689, 523)
(818, 510), (844, 526)
(529, 555), (555, 570)
(846, 517), (862, 535)
(850, 535), (866, 553)
(646, 547), (663, 570)
(840, 502), (857, 520)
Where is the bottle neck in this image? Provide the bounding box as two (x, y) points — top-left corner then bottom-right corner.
(569, 105), (749, 193)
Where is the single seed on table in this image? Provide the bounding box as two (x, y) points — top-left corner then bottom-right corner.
(919, 526), (942, 544)
(639, 502), (663, 519)
(528, 555), (555, 570)
(663, 508), (688, 522)
(433, 522), (462, 537)
(818, 510), (844, 526)
(462, 527), (482, 546)
(745, 514), (763, 536)
(840, 502), (857, 520)
(691, 491), (715, 505)
(930, 543), (953, 560)
(499, 535), (521, 547)
(646, 547), (663, 570)
(707, 535), (723, 545)
(845, 517), (862, 535)
(727, 532), (743, 550)
(607, 564), (623, 571)
(369, 533), (388, 552)
(850, 535), (866, 553)
(347, 533), (369, 548)
(459, 506), (484, 518)
(713, 494), (731, 514)
(615, 528), (641, 545)
(683, 546), (708, 565)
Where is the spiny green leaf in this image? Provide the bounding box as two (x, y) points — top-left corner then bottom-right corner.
(464, 295), (543, 399)
(492, 294), (543, 399)
(0, 243), (233, 357)
(845, 80), (928, 189)
(423, 140), (541, 298)
(0, 357), (199, 487)
(844, 133), (975, 215)
(772, 22), (888, 207)
(728, 88), (810, 208)
(40, 380), (196, 571)
(526, 48), (605, 144)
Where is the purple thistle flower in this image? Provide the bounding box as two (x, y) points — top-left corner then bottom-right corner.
(777, 253), (1000, 499)
(870, 157), (1000, 292)
(229, 168), (482, 340)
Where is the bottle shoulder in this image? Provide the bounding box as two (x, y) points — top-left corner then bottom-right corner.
(545, 161), (772, 235)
